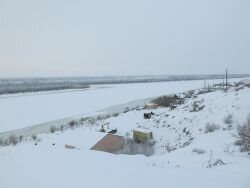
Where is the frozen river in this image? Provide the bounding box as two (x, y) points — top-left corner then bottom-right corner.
(0, 78), (244, 133)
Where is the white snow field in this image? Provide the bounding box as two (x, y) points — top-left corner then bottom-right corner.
(0, 78), (250, 188)
(0, 78), (245, 133)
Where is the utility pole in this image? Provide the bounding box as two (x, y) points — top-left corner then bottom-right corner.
(225, 69), (228, 92)
(222, 78), (224, 90)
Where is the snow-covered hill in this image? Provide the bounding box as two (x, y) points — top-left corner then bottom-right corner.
(0, 79), (250, 188)
(0, 77), (245, 133)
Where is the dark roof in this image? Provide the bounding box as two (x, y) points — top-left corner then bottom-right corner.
(91, 134), (125, 153)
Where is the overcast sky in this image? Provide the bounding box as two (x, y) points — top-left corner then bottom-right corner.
(0, 0), (249, 77)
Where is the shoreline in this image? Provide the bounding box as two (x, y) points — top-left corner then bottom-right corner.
(1, 74), (249, 96)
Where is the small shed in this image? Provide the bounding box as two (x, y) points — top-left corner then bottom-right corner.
(91, 134), (125, 153)
(144, 103), (159, 110)
(133, 128), (153, 143)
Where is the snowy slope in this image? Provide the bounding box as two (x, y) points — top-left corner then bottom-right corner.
(95, 82), (250, 155)
(0, 78), (245, 133)
(0, 79), (250, 188)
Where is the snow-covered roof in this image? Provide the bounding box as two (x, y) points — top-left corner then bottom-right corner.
(146, 103), (158, 106)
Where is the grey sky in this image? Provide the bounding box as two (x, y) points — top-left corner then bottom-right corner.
(0, 0), (249, 77)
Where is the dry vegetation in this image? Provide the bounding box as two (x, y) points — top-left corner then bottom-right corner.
(235, 114), (250, 152)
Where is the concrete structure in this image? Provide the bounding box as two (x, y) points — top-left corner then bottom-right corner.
(133, 128), (153, 142)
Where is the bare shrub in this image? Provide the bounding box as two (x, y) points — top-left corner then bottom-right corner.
(125, 132), (131, 138)
(50, 125), (56, 133)
(88, 118), (95, 125)
(105, 114), (111, 119)
(235, 115), (250, 152)
(223, 144), (235, 154)
(112, 113), (119, 117)
(0, 138), (3, 146)
(3, 139), (10, 145)
(19, 135), (23, 142)
(152, 96), (179, 107)
(116, 138), (155, 156)
(123, 109), (129, 113)
(207, 150), (226, 168)
(224, 114), (233, 125)
(68, 120), (76, 128)
(163, 143), (177, 153)
(81, 117), (88, 122)
(247, 114), (250, 125)
(9, 135), (18, 145)
(205, 123), (220, 133)
(1, 140), (8, 146)
(31, 135), (37, 141)
(192, 148), (206, 154)
(60, 125), (64, 131)
(190, 101), (205, 112)
(96, 116), (102, 120)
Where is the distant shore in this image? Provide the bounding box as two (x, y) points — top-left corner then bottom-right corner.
(0, 74), (249, 95)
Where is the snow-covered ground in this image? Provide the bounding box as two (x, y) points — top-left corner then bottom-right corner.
(0, 78), (250, 188)
(0, 78), (245, 133)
